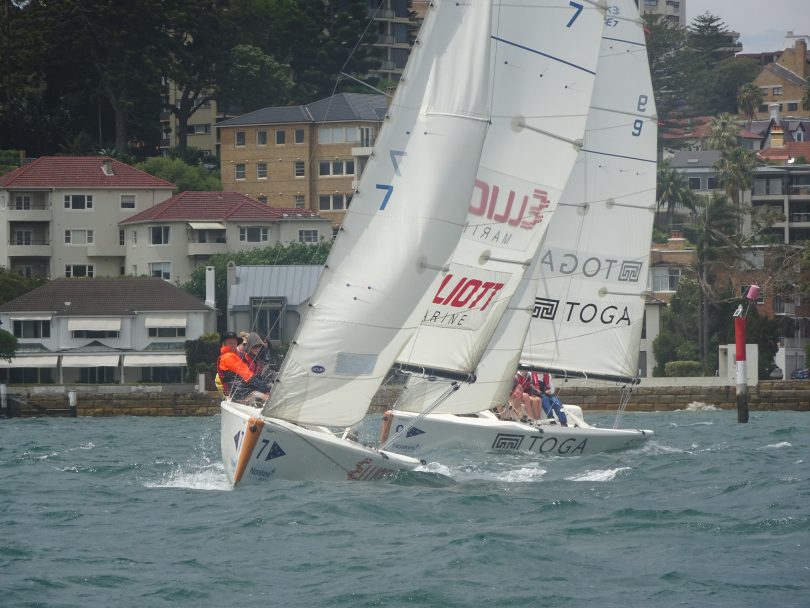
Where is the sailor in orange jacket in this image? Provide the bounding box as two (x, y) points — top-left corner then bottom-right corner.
(216, 331), (270, 402)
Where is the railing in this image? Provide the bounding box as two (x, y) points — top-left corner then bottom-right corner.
(789, 213), (810, 223)
(8, 202), (50, 211)
(788, 185), (810, 196)
(8, 239), (49, 246)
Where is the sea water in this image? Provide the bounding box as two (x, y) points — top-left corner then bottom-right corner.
(1, 410), (808, 608)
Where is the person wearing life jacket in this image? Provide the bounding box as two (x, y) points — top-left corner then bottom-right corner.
(216, 331), (270, 403)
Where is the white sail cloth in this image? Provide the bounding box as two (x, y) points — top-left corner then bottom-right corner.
(395, 0), (607, 379)
(265, 0), (494, 427)
(522, 0), (658, 381)
(396, 0), (657, 414)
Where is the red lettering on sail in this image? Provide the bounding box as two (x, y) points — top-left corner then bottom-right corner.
(431, 275), (505, 311)
(470, 180), (550, 230)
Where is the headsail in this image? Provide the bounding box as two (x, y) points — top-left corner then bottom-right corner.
(264, 0), (494, 427)
(522, 0), (658, 382)
(394, 0), (607, 380)
(396, 0), (657, 414)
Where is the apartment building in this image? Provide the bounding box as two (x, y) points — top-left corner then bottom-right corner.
(217, 92), (385, 227)
(637, 0), (685, 26)
(368, 0), (426, 82)
(159, 79), (229, 157)
(0, 277), (215, 385)
(119, 191), (332, 283)
(0, 157), (175, 279)
(750, 39), (810, 121)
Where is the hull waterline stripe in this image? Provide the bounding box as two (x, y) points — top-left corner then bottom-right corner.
(491, 35), (596, 75)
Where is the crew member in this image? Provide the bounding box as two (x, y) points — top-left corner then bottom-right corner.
(216, 331), (270, 403)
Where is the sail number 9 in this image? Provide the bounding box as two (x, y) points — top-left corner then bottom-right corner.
(632, 95), (648, 136)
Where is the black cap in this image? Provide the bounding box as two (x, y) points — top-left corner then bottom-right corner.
(221, 331), (239, 342)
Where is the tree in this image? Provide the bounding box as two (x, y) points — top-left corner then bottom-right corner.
(656, 161), (695, 231)
(217, 45), (294, 116)
(802, 80), (810, 111)
(644, 15), (691, 120)
(182, 241), (332, 331)
(715, 146), (757, 208)
(705, 113), (740, 151)
(688, 13), (740, 68)
(0, 269), (44, 362)
(737, 82), (763, 126)
(652, 277), (700, 376)
(684, 192), (743, 368)
(135, 157), (221, 194)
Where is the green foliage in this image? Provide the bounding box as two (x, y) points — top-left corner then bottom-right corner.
(644, 15), (691, 119)
(652, 228), (669, 244)
(218, 45), (294, 115)
(653, 278), (700, 376)
(0, 330), (18, 363)
(0, 270), (47, 305)
(656, 161), (696, 231)
(737, 82), (763, 125)
(135, 157), (221, 193)
(182, 241), (333, 331)
(184, 332), (221, 379)
(664, 360), (703, 377)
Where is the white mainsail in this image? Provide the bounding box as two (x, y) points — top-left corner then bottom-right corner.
(522, 0), (658, 381)
(264, 0), (494, 427)
(394, 0), (607, 380)
(396, 0), (657, 414)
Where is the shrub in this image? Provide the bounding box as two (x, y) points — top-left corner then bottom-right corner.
(664, 360), (703, 377)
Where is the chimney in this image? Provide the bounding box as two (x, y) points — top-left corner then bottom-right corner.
(769, 102), (781, 123)
(771, 124), (785, 148)
(205, 266), (216, 309)
(796, 39), (808, 79)
(102, 158), (114, 176)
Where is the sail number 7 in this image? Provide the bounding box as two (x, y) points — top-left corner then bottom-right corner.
(376, 184), (394, 210)
(566, 2), (583, 27)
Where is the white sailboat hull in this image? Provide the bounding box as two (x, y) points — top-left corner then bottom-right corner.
(221, 401), (423, 485)
(381, 409), (652, 457)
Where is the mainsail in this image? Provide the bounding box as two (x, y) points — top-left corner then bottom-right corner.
(394, 0), (607, 380)
(396, 0), (657, 414)
(264, 0), (494, 427)
(522, 0), (658, 381)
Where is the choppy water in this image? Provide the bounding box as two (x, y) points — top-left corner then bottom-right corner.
(1, 410), (808, 608)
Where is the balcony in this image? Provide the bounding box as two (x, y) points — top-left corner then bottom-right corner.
(788, 185), (810, 196)
(8, 239), (51, 257)
(789, 212), (810, 224)
(188, 241), (229, 256)
(87, 243), (126, 257)
(7, 204), (51, 222)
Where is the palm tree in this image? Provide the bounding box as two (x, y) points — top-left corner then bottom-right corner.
(656, 161), (696, 231)
(705, 113), (740, 151)
(684, 192), (743, 369)
(715, 146), (757, 208)
(737, 83), (763, 126)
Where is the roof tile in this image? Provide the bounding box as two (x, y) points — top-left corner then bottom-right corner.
(0, 156), (175, 189)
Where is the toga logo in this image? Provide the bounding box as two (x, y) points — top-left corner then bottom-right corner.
(532, 297), (559, 320)
(618, 261), (643, 282)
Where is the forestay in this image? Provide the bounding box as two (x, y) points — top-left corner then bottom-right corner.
(395, 0), (607, 380)
(522, 0), (658, 381)
(264, 0), (494, 427)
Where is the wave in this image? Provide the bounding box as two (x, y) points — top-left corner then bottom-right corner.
(144, 463), (231, 491)
(567, 467), (630, 482)
(680, 401), (720, 411)
(762, 441), (792, 449)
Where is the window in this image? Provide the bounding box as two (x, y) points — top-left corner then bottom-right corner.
(64, 229), (94, 245)
(773, 86), (783, 96)
(72, 330), (120, 339)
(235, 131), (246, 146)
(254, 307), (282, 341)
(13, 320), (50, 339)
(760, 88), (769, 97)
(688, 177), (701, 190)
(239, 226), (269, 242)
(707, 176), (718, 190)
(64, 194), (93, 210)
(257, 131), (267, 145)
(13, 230), (32, 245)
(132, 230), (138, 245)
(299, 229), (319, 243)
(318, 126), (360, 145)
(257, 162), (268, 179)
(17, 265), (33, 278)
(788, 102), (798, 112)
(149, 226), (170, 245)
(797, 131), (804, 142)
(79, 367), (116, 383)
(294, 161), (305, 177)
(120, 194), (136, 209)
(235, 163), (246, 180)
(275, 129), (286, 145)
(14, 195), (31, 210)
(742, 250), (764, 270)
(319, 193), (351, 211)
(119, 230), (125, 246)
(65, 264), (94, 277)
(294, 195), (306, 208)
(651, 266), (682, 292)
(148, 327), (186, 338)
(186, 123), (210, 134)
(149, 261), (171, 280)
(758, 104), (768, 113)
(294, 128), (305, 144)
(319, 160), (355, 176)
(258, 196), (267, 204)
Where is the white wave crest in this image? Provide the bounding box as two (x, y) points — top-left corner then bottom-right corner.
(681, 402), (720, 411)
(145, 464), (231, 491)
(567, 467), (630, 482)
(762, 441), (792, 449)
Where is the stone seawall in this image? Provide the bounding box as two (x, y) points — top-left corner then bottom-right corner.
(4, 380), (809, 417)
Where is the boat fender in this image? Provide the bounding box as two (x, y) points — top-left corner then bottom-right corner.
(420, 460), (427, 466)
(233, 416), (265, 486)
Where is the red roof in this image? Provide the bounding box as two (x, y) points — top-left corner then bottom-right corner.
(0, 156), (175, 189)
(758, 141), (810, 161)
(120, 191), (321, 224)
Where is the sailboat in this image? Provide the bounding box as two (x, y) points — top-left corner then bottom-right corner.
(220, 0), (613, 485)
(380, 0), (656, 457)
